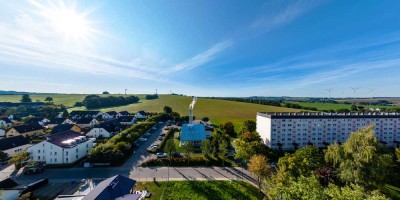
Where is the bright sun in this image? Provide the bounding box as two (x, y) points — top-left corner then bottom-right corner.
(30, 0), (97, 43)
(51, 9), (90, 40)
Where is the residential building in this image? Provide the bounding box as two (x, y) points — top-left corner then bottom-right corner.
(6, 124), (43, 138)
(116, 116), (135, 125)
(256, 112), (400, 150)
(27, 130), (95, 164)
(102, 111), (117, 120)
(25, 117), (50, 127)
(76, 118), (99, 129)
(82, 175), (137, 200)
(86, 120), (123, 138)
(47, 118), (74, 128)
(0, 136), (31, 157)
(0, 118), (12, 128)
(69, 111), (103, 121)
(180, 124), (207, 146)
(116, 111), (130, 118)
(134, 111), (147, 119)
(51, 124), (82, 134)
(0, 129), (5, 138)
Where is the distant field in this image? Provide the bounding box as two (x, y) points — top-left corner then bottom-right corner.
(135, 181), (263, 200)
(292, 102), (396, 111)
(100, 95), (301, 128)
(0, 94), (147, 107)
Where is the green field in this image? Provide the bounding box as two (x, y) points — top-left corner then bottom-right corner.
(292, 102), (396, 111)
(1, 94), (301, 128)
(0, 94), (148, 107)
(135, 181), (263, 200)
(99, 95), (300, 128)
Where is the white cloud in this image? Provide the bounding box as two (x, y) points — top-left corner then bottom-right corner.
(172, 39), (234, 72)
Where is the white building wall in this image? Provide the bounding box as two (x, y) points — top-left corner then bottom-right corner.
(28, 138), (94, 164)
(87, 128), (111, 138)
(256, 115), (271, 146)
(3, 144), (31, 157)
(257, 113), (400, 150)
(0, 129), (5, 137)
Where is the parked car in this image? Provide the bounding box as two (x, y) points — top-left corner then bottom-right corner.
(152, 127), (157, 130)
(157, 136), (164, 141)
(160, 133), (166, 137)
(139, 137), (147, 142)
(156, 152), (167, 158)
(24, 166), (45, 175)
(144, 132), (151, 136)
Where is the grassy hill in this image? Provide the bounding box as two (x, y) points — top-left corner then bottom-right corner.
(0, 94), (147, 107)
(0, 94), (301, 128)
(100, 95), (301, 127)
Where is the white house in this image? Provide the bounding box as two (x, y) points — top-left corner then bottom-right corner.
(102, 111), (118, 120)
(47, 118), (74, 128)
(256, 112), (400, 150)
(0, 136), (31, 157)
(134, 111), (147, 119)
(25, 117), (51, 127)
(76, 118), (99, 129)
(117, 116), (135, 125)
(69, 111), (103, 121)
(86, 120), (123, 138)
(27, 130), (95, 164)
(0, 129), (5, 138)
(116, 111), (130, 118)
(0, 118), (12, 128)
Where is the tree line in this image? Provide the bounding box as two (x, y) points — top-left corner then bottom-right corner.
(145, 94), (159, 100)
(80, 95), (140, 109)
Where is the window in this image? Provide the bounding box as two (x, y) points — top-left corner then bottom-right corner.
(76, 155), (78, 159)
(55, 158), (57, 162)
(38, 156), (40, 159)
(66, 151), (68, 156)
(66, 158), (68, 162)
(38, 150), (40, 153)
(55, 152), (57, 155)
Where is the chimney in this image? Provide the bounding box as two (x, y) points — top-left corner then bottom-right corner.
(189, 97), (197, 124)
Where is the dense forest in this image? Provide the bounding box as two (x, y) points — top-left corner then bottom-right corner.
(81, 95), (140, 109)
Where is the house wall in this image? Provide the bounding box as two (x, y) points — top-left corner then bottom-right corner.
(28, 139), (95, 164)
(0, 129), (5, 137)
(0, 120), (11, 128)
(86, 128), (111, 138)
(3, 144), (31, 157)
(6, 128), (43, 138)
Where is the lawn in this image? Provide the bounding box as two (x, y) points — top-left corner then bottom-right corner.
(134, 180), (263, 200)
(381, 184), (400, 200)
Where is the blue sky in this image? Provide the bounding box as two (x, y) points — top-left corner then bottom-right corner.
(1, 0), (400, 97)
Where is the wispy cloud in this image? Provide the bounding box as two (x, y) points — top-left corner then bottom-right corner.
(172, 39), (234, 72)
(251, 0), (322, 32)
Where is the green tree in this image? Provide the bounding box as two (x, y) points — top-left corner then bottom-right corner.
(163, 106), (172, 114)
(243, 120), (257, 133)
(165, 139), (176, 165)
(62, 110), (69, 118)
(44, 97), (53, 103)
(234, 139), (256, 162)
(219, 140), (230, 166)
(325, 125), (392, 187)
(201, 139), (212, 165)
(279, 146), (325, 178)
(102, 91), (109, 94)
(325, 184), (389, 200)
(20, 94), (32, 103)
(396, 147), (400, 163)
(248, 155), (271, 192)
(201, 117), (209, 122)
(182, 142), (194, 165)
(9, 151), (29, 169)
(350, 104), (358, 111)
(0, 151), (8, 160)
(220, 122), (236, 137)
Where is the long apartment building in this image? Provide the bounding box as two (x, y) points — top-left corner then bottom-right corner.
(256, 112), (400, 150)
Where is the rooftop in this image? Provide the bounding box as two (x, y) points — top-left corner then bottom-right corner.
(82, 175), (136, 200)
(47, 130), (89, 148)
(12, 124), (42, 133)
(180, 124), (206, 141)
(0, 135), (30, 151)
(52, 124), (79, 134)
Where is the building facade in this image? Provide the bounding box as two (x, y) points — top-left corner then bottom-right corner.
(27, 131), (95, 164)
(256, 112), (400, 150)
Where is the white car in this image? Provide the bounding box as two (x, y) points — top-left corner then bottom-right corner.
(144, 132), (151, 136)
(156, 152), (167, 158)
(138, 137), (147, 142)
(152, 127), (157, 130)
